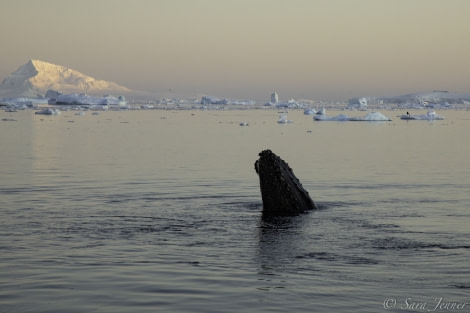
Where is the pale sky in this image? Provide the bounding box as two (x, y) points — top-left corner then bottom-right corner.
(1, 0), (469, 101)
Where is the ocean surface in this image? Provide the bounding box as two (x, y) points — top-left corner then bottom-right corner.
(1, 108), (469, 313)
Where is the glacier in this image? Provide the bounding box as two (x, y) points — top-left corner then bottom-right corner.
(0, 59), (131, 98)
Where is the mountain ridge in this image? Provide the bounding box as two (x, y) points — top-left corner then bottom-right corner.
(0, 59), (132, 98)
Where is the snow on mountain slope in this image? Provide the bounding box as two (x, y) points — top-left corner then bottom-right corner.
(0, 59), (131, 98)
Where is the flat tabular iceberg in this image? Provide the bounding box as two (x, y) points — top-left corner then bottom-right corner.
(201, 96), (255, 106)
(314, 113), (350, 121)
(400, 111), (444, 120)
(350, 112), (392, 121)
(314, 111), (391, 121)
(49, 93), (127, 106)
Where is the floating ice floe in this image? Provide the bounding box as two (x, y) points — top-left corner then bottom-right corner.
(349, 112), (392, 121)
(303, 108), (316, 115)
(400, 111), (444, 120)
(278, 113), (293, 124)
(314, 111), (391, 121)
(314, 113), (350, 121)
(35, 108), (61, 115)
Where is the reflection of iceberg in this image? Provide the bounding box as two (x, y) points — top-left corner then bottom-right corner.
(400, 111), (444, 120)
(314, 111), (391, 121)
(35, 108), (60, 115)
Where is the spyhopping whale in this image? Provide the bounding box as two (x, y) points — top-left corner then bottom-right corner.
(255, 150), (318, 216)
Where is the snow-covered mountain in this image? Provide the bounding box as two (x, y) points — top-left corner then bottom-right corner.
(0, 59), (131, 98)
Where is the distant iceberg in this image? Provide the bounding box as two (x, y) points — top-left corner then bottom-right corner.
(400, 111), (444, 120)
(348, 91), (470, 109)
(35, 108), (60, 115)
(277, 99), (303, 108)
(314, 110), (391, 121)
(200, 96), (255, 106)
(48, 93), (127, 106)
(201, 96), (223, 105)
(347, 97), (369, 110)
(266, 98), (306, 109)
(263, 92), (309, 109)
(0, 97), (47, 110)
(265, 92), (279, 106)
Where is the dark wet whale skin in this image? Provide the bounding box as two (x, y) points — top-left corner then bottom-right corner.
(255, 150), (318, 216)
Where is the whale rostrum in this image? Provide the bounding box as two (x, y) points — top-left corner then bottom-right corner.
(255, 150), (318, 216)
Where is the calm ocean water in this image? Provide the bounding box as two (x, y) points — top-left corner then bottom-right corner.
(1, 108), (469, 312)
